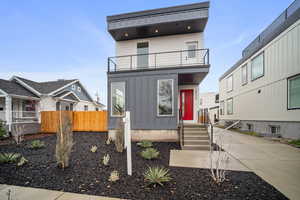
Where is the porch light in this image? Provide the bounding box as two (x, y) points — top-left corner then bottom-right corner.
(155, 29), (159, 33)
(187, 26), (191, 30)
(124, 33), (128, 37)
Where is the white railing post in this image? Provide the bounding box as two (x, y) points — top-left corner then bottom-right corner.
(5, 96), (12, 131)
(123, 111), (132, 176)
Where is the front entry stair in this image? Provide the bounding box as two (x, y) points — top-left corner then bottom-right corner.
(181, 124), (210, 150)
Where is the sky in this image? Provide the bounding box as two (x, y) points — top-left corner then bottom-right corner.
(0, 0), (295, 105)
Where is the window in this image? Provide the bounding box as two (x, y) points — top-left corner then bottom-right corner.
(78, 86), (81, 92)
(56, 102), (61, 111)
(72, 85), (76, 90)
(157, 79), (173, 116)
(84, 105), (88, 111)
(22, 100), (36, 112)
(70, 103), (73, 111)
(215, 94), (219, 103)
(288, 74), (300, 109)
(227, 75), (233, 92)
(247, 124), (253, 132)
(96, 108), (99, 111)
(187, 41), (198, 58)
(111, 82), (125, 116)
(251, 52), (264, 80)
(0, 107), (3, 111)
(137, 42), (149, 68)
(269, 125), (280, 135)
(220, 101), (225, 115)
(200, 98), (203, 105)
(227, 98), (233, 115)
(241, 64), (248, 85)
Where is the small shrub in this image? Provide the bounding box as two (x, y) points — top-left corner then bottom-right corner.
(106, 137), (112, 145)
(90, 145), (97, 153)
(0, 153), (21, 164)
(108, 170), (119, 182)
(144, 166), (172, 186)
(29, 140), (45, 149)
(137, 141), (153, 148)
(140, 148), (159, 160)
(102, 154), (110, 166)
(17, 156), (28, 167)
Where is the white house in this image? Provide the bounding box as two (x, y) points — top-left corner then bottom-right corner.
(0, 76), (105, 134)
(219, 0), (300, 139)
(199, 92), (219, 124)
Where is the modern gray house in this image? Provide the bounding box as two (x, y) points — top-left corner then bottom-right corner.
(106, 2), (211, 145)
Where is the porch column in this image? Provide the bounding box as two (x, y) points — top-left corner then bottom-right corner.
(5, 96), (12, 131)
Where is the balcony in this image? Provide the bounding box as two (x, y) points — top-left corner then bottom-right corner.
(108, 48), (209, 72)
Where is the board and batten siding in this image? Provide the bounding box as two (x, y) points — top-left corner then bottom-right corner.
(219, 18), (300, 122)
(114, 33), (204, 70)
(108, 73), (178, 130)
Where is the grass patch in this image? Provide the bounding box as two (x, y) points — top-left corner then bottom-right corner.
(288, 140), (300, 147)
(214, 125), (261, 137)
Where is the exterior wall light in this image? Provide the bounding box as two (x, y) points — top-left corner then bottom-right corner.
(124, 33), (128, 37)
(155, 29), (159, 33)
(187, 26), (191, 30)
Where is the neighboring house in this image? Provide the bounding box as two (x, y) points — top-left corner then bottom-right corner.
(106, 2), (210, 141)
(219, 0), (300, 139)
(199, 92), (219, 124)
(0, 76), (104, 134)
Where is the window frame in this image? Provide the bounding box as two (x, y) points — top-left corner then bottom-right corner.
(287, 73), (300, 110)
(220, 101), (225, 115)
(157, 79), (174, 117)
(227, 98), (233, 115)
(72, 85), (76, 90)
(241, 64), (248, 86)
(110, 81), (126, 117)
(77, 86), (81, 92)
(227, 75), (233, 92)
(251, 52), (265, 81)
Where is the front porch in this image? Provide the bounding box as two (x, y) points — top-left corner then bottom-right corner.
(0, 96), (39, 132)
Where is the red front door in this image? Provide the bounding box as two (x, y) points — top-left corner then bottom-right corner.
(180, 89), (193, 120)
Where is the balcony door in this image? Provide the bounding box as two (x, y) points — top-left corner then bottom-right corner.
(185, 41), (198, 65)
(137, 42), (149, 69)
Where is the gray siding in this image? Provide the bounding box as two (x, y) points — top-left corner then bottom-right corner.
(55, 82), (92, 102)
(108, 73), (178, 130)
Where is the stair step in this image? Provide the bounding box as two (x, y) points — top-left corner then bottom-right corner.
(184, 135), (209, 140)
(182, 144), (210, 150)
(184, 127), (207, 131)
(184, 124), (206, 128)
(184, 140), (209, 145)
(184, 130), (208, 135)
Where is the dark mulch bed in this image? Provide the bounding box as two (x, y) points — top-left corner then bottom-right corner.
(0, 133), (53, 145)
(0, 132), (287, 200)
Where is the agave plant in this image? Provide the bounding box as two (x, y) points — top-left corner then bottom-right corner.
(29, 140), (45, 149)
(0, 153), (21, 164)
(144, 166), (172, 186)
(17, 156), (28, 167)
(90, 145), (97, 153)
(102, 154), (110, 166)
(137, 141), (153, 148)
(140, 148), (159, 160)
(108, 170), (120, 182)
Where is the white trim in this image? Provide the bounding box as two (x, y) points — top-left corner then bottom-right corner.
(76, 81), (95, 102)
(157, 79), (174, 117)
(110, 82), (126, 117)
(60, 91), (81, 101)
(288, 74), (300, 109)
(0, 88), (8, 95)
(10, 94), (40, 100)
(48, 80), (79, 95)
(12, 76), (41, 96)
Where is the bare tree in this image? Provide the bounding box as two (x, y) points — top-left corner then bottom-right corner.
(114, 118), (124, 152)
(56, 111), (73, 169)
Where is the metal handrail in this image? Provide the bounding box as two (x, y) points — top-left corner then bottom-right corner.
(179, 109), (184, 147)
(108, 48), (209, 72)
(206, 115), (213, 148)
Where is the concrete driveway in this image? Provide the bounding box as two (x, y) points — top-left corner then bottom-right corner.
(213, 127), (300, 200)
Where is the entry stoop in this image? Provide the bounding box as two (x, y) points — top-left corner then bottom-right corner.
(181, 124), (210, 150)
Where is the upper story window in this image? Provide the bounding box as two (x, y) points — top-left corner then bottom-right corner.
(220, 101), (225, 115)
(288, 74), (300, 109)
(157, 79), (173, 116)
(241, 64), (248, 85)
(77, 86), (81, 92)
(111, 82), (125, 116)
(251, 52), (264, 81)
(187, 41), (198, 58)
(227, 75), (233, 92)
(227, 98), (233, 115)
(137, 42), (149, 68)
(215, 94), (219, 103)
(72, 85), (76, 90)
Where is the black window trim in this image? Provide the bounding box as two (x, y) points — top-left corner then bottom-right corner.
(251, 51), (265, 82)
(287, 73), (300, 110)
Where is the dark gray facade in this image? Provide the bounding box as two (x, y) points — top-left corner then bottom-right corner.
(108, 67), (209, 130)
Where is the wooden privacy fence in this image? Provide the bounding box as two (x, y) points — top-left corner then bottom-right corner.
(41, 111), (107, 133)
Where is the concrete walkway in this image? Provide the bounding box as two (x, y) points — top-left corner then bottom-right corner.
(0, 184), (121, 200)
(213, 127), (300, 200)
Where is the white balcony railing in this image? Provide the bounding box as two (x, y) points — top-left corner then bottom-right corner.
(12, 111), (38, 123)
